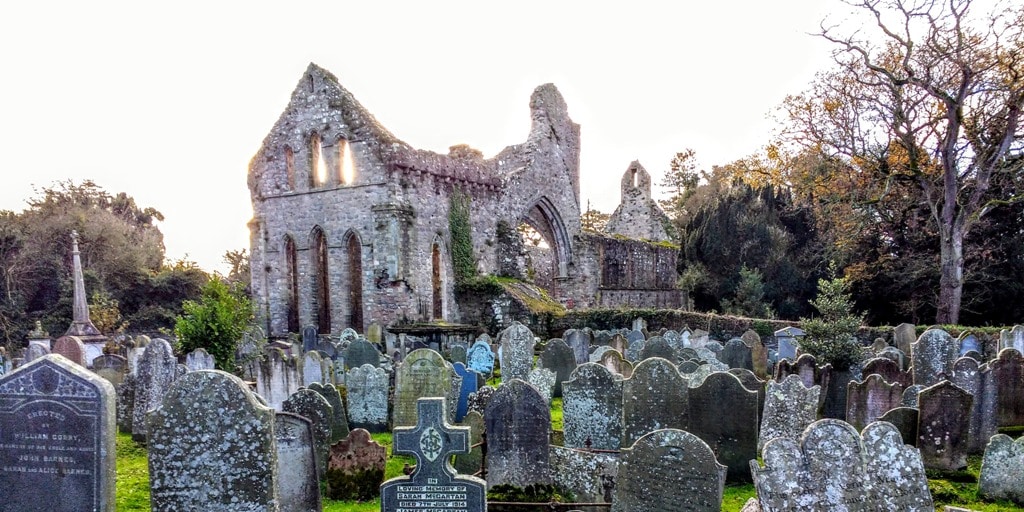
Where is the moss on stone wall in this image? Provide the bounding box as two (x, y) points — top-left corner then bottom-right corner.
(449, 188), (476, 283)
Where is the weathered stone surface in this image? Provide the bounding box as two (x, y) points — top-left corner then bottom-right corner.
(862, 421), (935, 511)
(598, 349), (632, 378)
(452, 362), (478, 422)
(918, 380), (972, 470)
(183, 348), (215, 371)
(498, 322), (535, 382)
(878, 346), (908, 370)
(343, 338), (379, 370)
(950, 356), (998, 454)
(255, 347), (301, 411)
(92, 353), (128, 387)
(275, 412), (322, 512)
(345, 363), (388, 432)
(302, 350), (326, 386)
(989, 348), (1024, 427)
(564, 328), (592, 365)
(958, 333), (982, 356)
(902, 384), (925, 407)
(608, 333), (628, 354)
(302, 325), (318, 352)
(846, 374), (904, 431)
(393, 349), (453, 428)
(25, 342), (50, 364)
(485, 379), (551, 488)
(449, 343), (467, 365)
(894, 322), (917, 358)
(326, 428), (385, 501)
(308, 382), (350, 442)
(381, 398), (486, 511)
(453, 410), (484, 477)
(563, 363), (623, 450)
(912, 328), (958, 387)
(539, 338), (576, 397)
(758, 375), (820, 452)
(624, 340), (644, 362)
(613, 429), (725, 512)
(51, 335), (87, 367)
(526, 367), (556, 405)
(589, 345), (615, 363)
(774, 326), (804, 361)
(688, 371), (758, 482)
(774, 353), (831, 394)
(549, 445), (618, 503)
(466, 385), (495, 417)
(131, 338), (177, 443)
(720, 338), (753, 371)
(626, 329), (645, 344)
(1000, 325), (1024, 354)
(978, 434), (1024, 505)
(640, 336), (676, 362)
(116, 374), (135, 434)
(466, 339), (495, 376)
(622, 357), (688, 447)
(878, 407), (919, 447)
(728, 368), (767, 419)
(147, 370), (276, 511)
(862, 356), (912, 387)
(283, 388), (334, 475)
(0, 355), (116, 512)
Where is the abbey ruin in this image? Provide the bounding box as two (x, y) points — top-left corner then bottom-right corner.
(247, 63), (680, 337)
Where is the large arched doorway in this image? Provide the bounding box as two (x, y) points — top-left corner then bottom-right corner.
(344, 231), (364, 332)
(284, 235), (299, 333)
(516, 196), (572, 287)
(310, 227), (331, 334)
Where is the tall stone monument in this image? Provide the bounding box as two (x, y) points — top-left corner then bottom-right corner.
(64, 231), (107, 365)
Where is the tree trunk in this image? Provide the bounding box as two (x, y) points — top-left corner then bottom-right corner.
(936, 226), (964, 325)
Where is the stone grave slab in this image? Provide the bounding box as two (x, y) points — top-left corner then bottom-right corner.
(912, 328), (958, 387)
(978, 434), (1024, 505)
(598, 349), (632, 378)
(308, 382), (350, 442)
(989, 348), (1024, 427)
(688, 371), (758, 482)
(255, 347), (301, 411)
(326, 428), (386, 501)
(862, 421), (935, 511)
(878, 406), (919, 447)
(613, 429), (725, 512)
(92, 353), (127, 387)
(344, 338), (380, 370)
(862, 356), (911, 387)
(466, 339), (495, 376)
(184, 348), (215, 371)
(393, 349), (454, 428)
(302, 325), (318, 353)
(466, 385), (495, 417)
(283, 388), (334, 475)
(453, 410), (484, 477)
(526, 367), (556, 405)
(640, 336), (676, 362)
(449, 344), (467, 365)
(485, 379), (551, 488)
(846, 374), (904, 431)
(346, 363), (389, 432)
(894, 322), (917, 357)
(621, 357), (688, 447)
(951, 357), (998, 454)
(131, 338), (178, 443)
(275, 412), (322, 512)
(548, 445), (618, 503)
(562, 363), (624, 450)
(901, 384), (925, 407)
(918, 380), (972, 470)
(758, 374), (820, 452)
(539, 338), (577, 397)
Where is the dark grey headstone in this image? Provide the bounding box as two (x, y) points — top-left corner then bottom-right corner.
(275, 412), (322, 512)
(453, 410), (484, 477)
(846, 374), (904, 431)
(621, 357), (688, 447)
(640, 336), (677, 362)
(147, 370), (277, 511)
(380, 398), (486, 511)
(302, 325), (318, 353)
(688, 371), (758, 482)
(978, 434), (1024, 505)
(466, 385), (495, 417)
(918, 380), (972, 470)
(563, 363), (624, 450)
(950, 356), (998, 454)
(343, 338), (380, 370)
(485, 379), (551, 488)
(878, 407), (919, 447)
(0, 355), (116, 512)
(721, 338), (753, 371)
(624, 340), (645, 362)
(564, 328), (592, 365)
(901, 384), (925, 407)
(283, 388), (334, 476)
(989, 348), (1024, 427)
(308, 382), (350, 442)
(345, 363), (388, 432)
(625, 329), (645, 344)
(449, 344), (468, 365)
(912, 328), (958, 387)
(727, 368), (766, 419)
(539, 338), (576, 397)
(131, 338), (178, 443)
(115, 374), (135, 434)
(613, 429), (725, 512)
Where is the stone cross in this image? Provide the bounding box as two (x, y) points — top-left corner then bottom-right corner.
(380, 397), (486, 512)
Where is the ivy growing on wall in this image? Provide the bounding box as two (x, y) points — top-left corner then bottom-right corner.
(448, 188), (476, 283)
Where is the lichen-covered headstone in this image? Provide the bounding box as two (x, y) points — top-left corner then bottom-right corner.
(862, 356), (911, 387)
(687, 371), (758, 483)
(624, 340), (644, 362)
(911, 328), (958, 387)
(563, 363), (624, 450)
(283, 388), (334, 475)
(978, 434), (1024, 505)
(621, 357), (688, 447)
(183, 348), (215, 371)
(346, 363), (388, 432)
(845, 374), (904, 431)
(147, 370), (277, 511)
(116, 374), (135, 434)
(326, 428), (385, 501)
(466, 385), (495, 417)
(901, 384), (924, 407)
(308, 382), (350, 442)
(640, 336), (676, 362)
(485, 379), (552, 488)
(989, 348), (1024, 427)
(52, 335), (87, 367)
(454, 410), (485, 476)
(862, 421), (935, 511)
(380, 398), (486, 511)
(917, 380), (972, 470)
(344, 338), (380, 370)
(950, 356), (998, 454)
(758, 374), (820, 452)
(25, 342), (50, 364)
(613, 429), (725, 512)
(92, 353), (128, 387)
(774, 353), (831, 392)
(0, 354), (116, 512)
(466, 339), (495, 377)
(275, 412), (322, 512)
(539, 338), (576, 397)
(549, 446), (618, 503)
(452, 362), (478, 422)
(498, 321), (535, 382)
(589, 345), (615, 363)
(720, 338), (753, 371)
(526, 367), (556, 405)
(255, 347), (301, 411)
(564, 328), (591, 365)
(131, 338), (178, 443)
(393, 349), (454, 428)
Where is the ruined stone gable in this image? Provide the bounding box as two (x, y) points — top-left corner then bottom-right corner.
(605, 161), (673, 242)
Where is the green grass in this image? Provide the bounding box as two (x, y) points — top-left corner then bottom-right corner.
(114, 432), (150, 511)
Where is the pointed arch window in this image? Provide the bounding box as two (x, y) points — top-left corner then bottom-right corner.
(284, 235), (299, 332)
(311, 227), (331, 333)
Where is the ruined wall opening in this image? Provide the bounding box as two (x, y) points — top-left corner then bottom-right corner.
(518, 196), (571, 282)
(284, 235), (299, 333)
(311, 226), (331, 333)
(310, 133), (328, 188)
(516, 221), (555, 290)
(344, 231), (364, 333)
(284, 146), (295, 190)
(431, 241), (444, 320)
(337, 138), (356, 185)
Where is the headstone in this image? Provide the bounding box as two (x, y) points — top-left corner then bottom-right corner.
(1001, 325), (1024, 354)
(639, 336), (676, 362)
(687, 371), (758, 482)
(773, 326), (804, 361)
(184, 348), (215, 371)
(453, 410), (485, 477)
(626, 329), (645, 344)
(498, 321), (535, 382)
(24, 343), (50, 364)
(345, 363), (389, 432)
(871, 337), (889, 353)
(466, 339), (495, 376)
(526, 367), (556, 405)
(727, 368), (767, 420)
(366, 323), (382, 344)
(283, 388), (334, 475)
(751, 336), (769, 379)
(894, 322), (917, 357)
(862, 356), (911, 387)
(343, 338), (380, 370)
(381, 398), (486, 510)
(255, 347), (301, 410)
(275, 412), (322, 512)
(609, 333), (628, 354)
(624, 340), (644, 362)
(452, 362), (478, 422)
(393, 349), (454, 428)
(721, 338), (754, 371)
(958, 334), (982, 357)
(862, 421), (935, 510)
(917, 380), (972, 470)
(562, 363), (624, 450)
(691, 329), (711, 349)
(589, 345), (616, 363)
(92, 353), (128, 387)
(115, 375), (135, 434)
(302, 325), (318, 353)
(302, 351), (326, 386)
(774, 353), (831, 393)
(326, 428), (386, 501)
(621, 357), (688, 447)
(978, 434), (1024, 505)
(548, 446), (618, 503)
(846, 374), (904, 431)
(950, 356), (998, 454)
(598, 349), (632, 378)
(466, 385), (495, 417)
(758, 374), (820, 452)
(308, 382), (350, 442)
(878, 346), (908, 370)
(147, 370), (277, 511)
(901, 384), (925, 407)
(878, 407), (920, 447)
(613, 429), (725, 512)
(563, 329), (591, 365)
(131, 337), (177, 443)
(0, 355), (116, 511)
(989, 348), (1024, 427)
(51, 335), (87, 367)
(912, 328), (958, 387)
(449, 344), (468, 365)
(539, 338), (577, 397)
(485, 379), (551, 488)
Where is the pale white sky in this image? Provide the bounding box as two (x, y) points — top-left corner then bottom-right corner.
(0, 0), (838, 273)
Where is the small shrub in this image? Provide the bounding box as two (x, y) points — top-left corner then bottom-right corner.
(798, 264), (866, 371)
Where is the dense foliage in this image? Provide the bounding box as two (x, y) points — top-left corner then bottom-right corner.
(448, 188), (476, 284)
(799, 266), (867, 370)
(174, 276), (253, 371)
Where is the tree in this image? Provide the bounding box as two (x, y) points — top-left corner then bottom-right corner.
(174, 276), (253, 372)
(721, 265), (774, 318)
(223, 249), (251, 291)
(581, 202), (610, 233)
(658, 148), (702, 224)
(799, 264), (866, 370)
(780, 0), (1024, 323)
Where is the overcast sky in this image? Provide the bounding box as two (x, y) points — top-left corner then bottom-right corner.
(0, 0), (839, 272)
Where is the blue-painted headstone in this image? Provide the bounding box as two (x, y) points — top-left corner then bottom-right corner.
(959, 334), (981, 356)
(380, 398), (486, 512)
(467, 340), (495, 376)
(452, 362), (478, 422)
